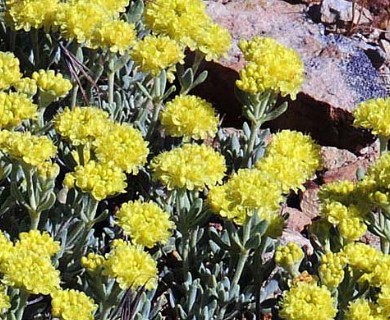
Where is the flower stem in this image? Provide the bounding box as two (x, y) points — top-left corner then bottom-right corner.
(70, 84), (79, 109)
(243, 122), (260, 168)
(146, 102), (161, 141)
(108, 71), (115, 105)
(31, 29), (40, 67)
(232, 250), (249, 286)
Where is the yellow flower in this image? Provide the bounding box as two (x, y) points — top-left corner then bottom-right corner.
(0, 285), (10, 314)
(378, 285), (390, 317)
(37, 161), (60, 181)
(151, 144), (226, 191)
(32, 69), (72, 98)
(13, 77), (38, 97)
(338, 217), (367, 241)
(5, 0), (59, 31)
(345, 299), (382, 320)
(275, 242), (304, 275)
(144, 0), (208, 50)
(279, 282), (337, 320)
(0, 52), (22, 90)
(81, 253), (105, 272)
(92, 20), (136, 54)
(14, 230), (60, 257)
(353, 97), (390, 137)
(116, 200), (175, 248)
(192, 22), (231, 61)
(0, 231), (13, 264)
(236, 37), (304, 99)
(363, 255), (390, 287)
(64, 161), (127, 201)
(318, 252), (346, 289)
(208, 169), (283, 225)
(1, 247), (60, 295)
(160, 95), (219, 140)
(93, 0), (129, 14)
(0, 130), (56, 167)
(54, 106), (111, 146)
(0, 92), (37, 129)
(260, 211), (285, 238)
(344, 242), (382, 273)
(54, 2), (110, 45)
(130, 35), (185, 77)
(318, 180), (357, 204)
(51, 289), (97, 320)
(104, 239), (158, 290)
(93, 122), (149, 174)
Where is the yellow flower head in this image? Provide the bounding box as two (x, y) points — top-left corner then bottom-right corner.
(275, 242), (304, 275)
(1, 247), (60, 295)
(151, 144), (226, 191)
(236, 37), (304, 99)
(318, 180), (357, 204)
(37, 161), (60, 181)
(0, 52), (22, 90)
(144, 0), (208, 50)
(318, 251), (346, 289)
(378, 285), (390, 317)
(353, 97), (390, 137)
(103, 239), (158, 290)
(81, 253), (105, 272)
(192, 22), (231, 61)
(64, 161), (127, 201)
(208, 169), (283, 225)
(0, 285), (10, 314)
(363, 254), (390, 287)
(32, 69), (72, 98)
(161, 95), (219, 140)
(0, 130), (56, 167)
(344, 242), (382, 273)
(116, 200), (175, 248)
(54, 106), (111, 146)
(13, 77), (38, 97)
(279, 282), (337, 320)
(130, 35), (185, 77)
(15, 230), (60, 257)
(345, 299), (381, 320)
(93, 0), (129, 14)
(54, 2), (110, 45)
(51, 289), (97, 320)
(5, 0), (59, 31)
(93, 122), (149, 174)
(0, 92), (37, 129)
(92, 20), (136, 54)
(0, 231), (13, 264)
(338, 217), (367, 242)
(226, 169), (283, 214)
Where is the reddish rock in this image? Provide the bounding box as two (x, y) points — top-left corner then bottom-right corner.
(283, 207), (313, 232)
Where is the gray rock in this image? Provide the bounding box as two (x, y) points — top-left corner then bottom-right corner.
(320, 0), (372, 32)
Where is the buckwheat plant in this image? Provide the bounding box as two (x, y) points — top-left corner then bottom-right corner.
(0, 0), (388, 319)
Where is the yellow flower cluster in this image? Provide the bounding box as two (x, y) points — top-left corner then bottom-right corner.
(208, 169), (283, 227)
(93, 122), (149, 174)
(92, 20), (136, 54)
(32, 69), (72, 98)
(130, 35), (185, 77)
(93, 0), (129, 14)
(0, 130), (56, 167)
(345, 299), (382, 320)
(0, 230), (60, 295)
(0, 231), (12, 263)
(51, 289), (97, 320)
(236, 37), (304, 99)
(378, 285), (390, 317)
(81, 253), (105, 272)
(344, 242), (381, 273)
(160, 95), (219, 140)
(0, 285), (10, 314)
(0, 51), (22, 90)
(54, 2), (110, 45)
(13, 77), (38, 97)
(103, 239), (158, 290)
(144, 0), (231, 61)
(151, 144), (226, 191)
(64, 161), (127, 201)
(115, 200), (175, 248)
(255, 130), (322, 193)
(0, 92), (37, 129)
(54, 107), (110, 146)
(279, 282), (337, 320)
(275, 242), (303, 275)
(5, 0), (59, 31)
(359, 254), (390, 287)
(318, 251), (346, 289)
(37, 161), (60, 181)
(353, 97), (390, 138)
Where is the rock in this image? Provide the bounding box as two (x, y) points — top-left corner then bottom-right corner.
(281, 229), (314, 255)
(283, 207), (313, 232)
(321, 158), (371, 183)
(201, 0), (386, 151)
(321, 146), (357, 170)
(320, 0), (372, 33)
(383, 27), (390, 42)
(380, 38), (390, 60)
(300, 184), (320, 219)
